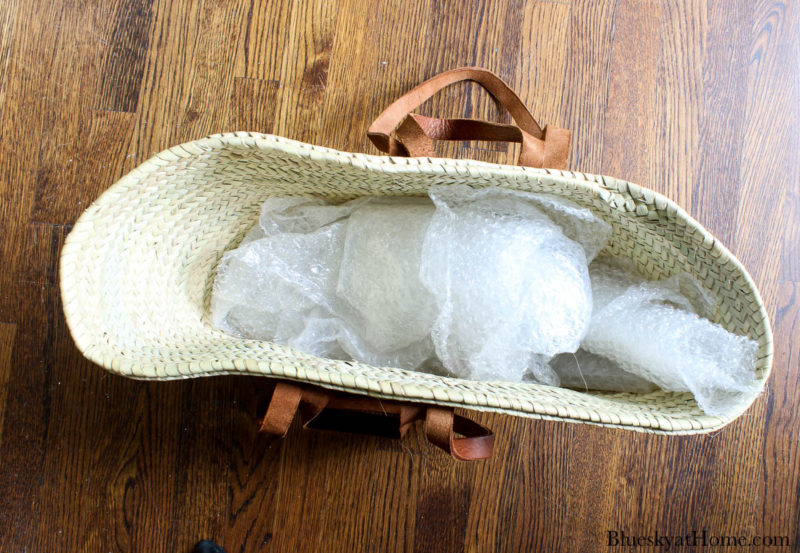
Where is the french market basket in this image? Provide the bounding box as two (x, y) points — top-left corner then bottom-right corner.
(60, 68), (772, 459)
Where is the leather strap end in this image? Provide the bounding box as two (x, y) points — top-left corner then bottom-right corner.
(258, 382), (304, 436)
(451, 414), (495, 461)
(542, 125), (571, 170)
(367, 131), (414, 157)
(367, 131), (390, 154)
(425, 407), (494, 461)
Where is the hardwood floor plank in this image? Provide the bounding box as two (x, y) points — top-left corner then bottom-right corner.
(177, 2), (249, 139)
(413, 441), (475, 553)
(162, 378), (234, 552)
(0, 322), (16, 448)
(6, 223), (67, 291)
(0, 0), (62, 303)
(219, 378), (284, 553)
(270, 0), (338, 144)
(267, 424), (339, 552)
(562, 0), (617, 173)
(0, 282), (60, 551)
(132, 1), (246, 159)
(95, 0), (155, 113)
(319, 0), (390, 153)
(650, 0), (705, 208)
(464, 417), (573, 552)
(242, 0), (294, 81)
(314, 433), (421, 553)
(130, 1), (200, 156)
(561, 428), (638, 552)
(269, 418), (423, 552)
(0, 0), (18, 119)
(32, 110), (136, 224)
(230, 77), (280, 133)
(514, 1), (570, 145)
(782, 186), (800, 282)
(29, 319), (148, 551)
(733, 1), (800, 293)
(29, 1), (118, 223)
(600, 0), (661, 184)
(760, 282), (800, 547)
(691, 2), (753, 245)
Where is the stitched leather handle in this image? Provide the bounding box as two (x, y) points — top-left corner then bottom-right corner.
(259, 382), (494, 461)
(368, 67), (571, 169)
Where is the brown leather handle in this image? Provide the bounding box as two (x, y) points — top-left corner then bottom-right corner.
(258, 382), (494, 461)
(368, 67), (571, 169)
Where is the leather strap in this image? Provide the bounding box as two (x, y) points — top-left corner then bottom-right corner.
(258, 382), (494, 461)
(368, 67), (571, 169)
(258, 382), (303, 435)
(424, 407), (495, 462)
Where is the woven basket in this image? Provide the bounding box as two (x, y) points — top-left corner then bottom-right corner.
(60, 128), (772, 435)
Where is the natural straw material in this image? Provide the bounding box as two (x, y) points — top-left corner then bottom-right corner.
(60, 132), (772, 434)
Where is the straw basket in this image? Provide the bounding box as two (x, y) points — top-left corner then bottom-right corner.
(60, 69), (772, 454)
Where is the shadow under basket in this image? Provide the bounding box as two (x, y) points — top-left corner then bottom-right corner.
(60, 132), (773, 435)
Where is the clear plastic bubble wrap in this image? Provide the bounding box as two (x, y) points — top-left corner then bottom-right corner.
(211, 187), (759, 416)
(212, 186), (611, 383)
(420, 186), (607, 383)
(338, 198), (437, 356)
(212, 196), (437, 369)
(582, 261), (760, 416)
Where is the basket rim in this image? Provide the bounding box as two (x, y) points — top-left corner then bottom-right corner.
(59, 131), (774, 435)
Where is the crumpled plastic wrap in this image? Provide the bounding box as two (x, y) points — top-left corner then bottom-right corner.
(211, 197), (356, 355)
(420, 186), (608, 383)
(582, 261), (760, 416)
(211, 187), (759, 416)
(212, 186), (611, 383)
(212, 196), (437, 369)
(338, 198), (437, 359)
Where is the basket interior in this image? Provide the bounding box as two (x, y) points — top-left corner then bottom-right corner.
(60, 133), (772, 433)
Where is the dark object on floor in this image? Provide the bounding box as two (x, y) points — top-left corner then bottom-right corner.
(194, 540), (226, 553)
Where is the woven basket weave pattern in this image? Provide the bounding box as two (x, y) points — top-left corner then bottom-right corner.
(60, 132), (772, 434)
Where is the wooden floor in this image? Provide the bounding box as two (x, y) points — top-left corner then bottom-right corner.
(1, 1), (799, 551)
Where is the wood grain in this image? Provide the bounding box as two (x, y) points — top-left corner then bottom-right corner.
(649, 0), (704, 208)
(1, 1), (799, 552)
(515, 1), (570, 139)
(0, 322), (16, 448)
(230, 77), (280, 132)
(735, 1), (800, 298)
(32, 110), (136, 224)
(691, 2), (753, 246)
(600, 0), (661, 184)
(95, 0), (155, 113)
(0, 0), (18, 119)
(761, 282), (800, 547)
(562, 0), (616, 173)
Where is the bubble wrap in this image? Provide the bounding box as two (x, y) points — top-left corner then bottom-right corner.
(212, 196), (438, 370)
(337, 198), (437, 353)
(419, 186), (604, 383)
(522, 193), (611, 261)
(582, 261), (759, 416)
(212, 188), (613, 384)
(211, 197), (355, 345)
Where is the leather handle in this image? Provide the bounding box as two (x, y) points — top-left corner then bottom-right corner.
(368, 67), (571, 169)
(258, 382), (494, 461)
